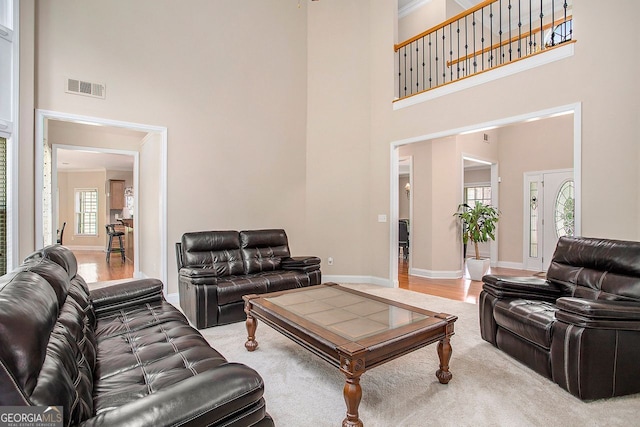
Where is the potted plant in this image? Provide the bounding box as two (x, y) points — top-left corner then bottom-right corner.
(453, 201), (500, 281)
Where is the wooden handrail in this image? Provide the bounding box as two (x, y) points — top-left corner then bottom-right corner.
(447, 15), (572, 68)
(393, 40), (576, 103)
(395, 0), (497, 51)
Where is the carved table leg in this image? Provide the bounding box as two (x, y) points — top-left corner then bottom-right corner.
(244, 313), (259, 352)
(340, 354), (365, 427)
(343, 376), (363, 427)
(435, 335), (453, 384)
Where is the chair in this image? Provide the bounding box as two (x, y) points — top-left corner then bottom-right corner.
(56, 222), (66, 245)
(105, 224), (126, 262)
(399, 220), (409, 259)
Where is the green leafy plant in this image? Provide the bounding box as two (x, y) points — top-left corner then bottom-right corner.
(453, 202), (500, 260)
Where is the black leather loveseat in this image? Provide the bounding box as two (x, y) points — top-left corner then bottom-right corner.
(176, 229), (321, 329)
(479, 236), (640, 400)
(0, 245), (274, 426)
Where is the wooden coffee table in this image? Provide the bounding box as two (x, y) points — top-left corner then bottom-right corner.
(243, 283), (457, 427)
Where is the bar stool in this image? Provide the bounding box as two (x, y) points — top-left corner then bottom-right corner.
(105, 224), (126, 262)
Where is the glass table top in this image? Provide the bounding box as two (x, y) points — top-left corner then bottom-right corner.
(265, 286), (428, 341)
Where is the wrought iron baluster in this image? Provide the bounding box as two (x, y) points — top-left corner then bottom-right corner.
(422, 37), (425, 91)
(435, 29), (439, 86)
(489, 3), (494, 67)
(403, 46), (408, 97)
(456, 20), (461, 79)
(449, 24), (453, 81)
(508, 0), (512, 61)
(442, 28), (446, 83)
(539, 0), (544, 50)
(529, 0), (534, 53)
(410, 41), (414, 95)
(429, 33), (433, 88)
(550, 0), (555, 46)
(472, 12), (477, 74)
(499, 0), (504, 64)
(518, 0), (522, 58)
(397, 48), (401, 98)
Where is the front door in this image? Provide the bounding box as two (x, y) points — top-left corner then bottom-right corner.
(524, 170), (574, 271)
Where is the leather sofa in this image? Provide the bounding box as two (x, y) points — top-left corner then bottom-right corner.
(0, 245), (274, 426)
(479, 236), (640, 400)
(176, 229), (321, 329)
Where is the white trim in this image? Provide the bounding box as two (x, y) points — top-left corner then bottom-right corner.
(398, 0), (432, 19)
(35, 109), (168, 291)
(390, 102), (582, 285)
(5, 0), (18, 270)
(393, 43), (575, 110)
(63, 245), (105, 252)
(410, 268), (463, 279)
(496, 261), (526, 270)
(323, 275), (393, 288)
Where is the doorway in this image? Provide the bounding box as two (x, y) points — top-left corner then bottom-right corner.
(389, 103), (582, 287)
(34, 110), (169, 290)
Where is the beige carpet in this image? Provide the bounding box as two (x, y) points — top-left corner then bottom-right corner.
(199, 284), (639, 427)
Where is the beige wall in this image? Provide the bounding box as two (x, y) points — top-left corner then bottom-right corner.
(497, 114), (573, 263)
(399, 175), (410, 219)
(18, 1), (640, 289)
(22, 1), (309, 293)
(139, 133), (162, 281)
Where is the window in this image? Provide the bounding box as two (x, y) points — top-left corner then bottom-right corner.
(554, 180), (575, 238)
(465, 185), (492, 206)
(75, 189), (98, 235)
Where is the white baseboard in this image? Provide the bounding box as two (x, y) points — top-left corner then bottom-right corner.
(410, 268), (463, 279)
(65, 245), (105, 251)
(323, 275), (393, 288)
(496, 261), (525, 270)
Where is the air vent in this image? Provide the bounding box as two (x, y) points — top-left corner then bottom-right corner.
(65, 78), (106, 99)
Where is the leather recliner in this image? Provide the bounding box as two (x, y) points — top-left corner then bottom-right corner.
(479, 236), (640, 400)
(176, 229), (322, 329)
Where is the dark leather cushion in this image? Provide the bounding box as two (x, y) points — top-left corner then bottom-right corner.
(0, 271), (60, 397)
(181, 231), (244, 276)
(494, 299), (558, 349)
(240, 230), (290, 274)
(548, 237), (640, 301)
(25, 244), (79, 280)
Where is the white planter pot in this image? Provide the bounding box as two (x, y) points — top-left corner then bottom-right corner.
(466, 258), (491, 281)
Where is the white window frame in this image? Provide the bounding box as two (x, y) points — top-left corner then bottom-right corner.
(464, 182), (492, 206)
(74, 188), (98, 236)
(0, 0), (19, 270)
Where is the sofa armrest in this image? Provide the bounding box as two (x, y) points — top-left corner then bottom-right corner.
(482, 274), (563, 301)
(79, 363), (268, 427)
(555, 297), (640, 329)
(179, 267), (219, 285)
(281, 256), (321, 272)
(90, 278), (164, 315)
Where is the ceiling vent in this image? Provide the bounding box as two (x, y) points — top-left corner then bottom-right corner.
(65, 78), (106, 99)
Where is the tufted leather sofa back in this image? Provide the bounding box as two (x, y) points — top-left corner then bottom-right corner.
(0, 252), (97, 425)
(181, 231), (244, 277)
(547, 236), (640, 301)
(240, 229), (291, 274)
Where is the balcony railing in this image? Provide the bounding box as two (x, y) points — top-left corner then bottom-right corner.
(395, 0), (573, 100)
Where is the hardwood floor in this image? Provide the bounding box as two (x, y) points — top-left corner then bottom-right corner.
(71, 250), (539, 304)
(398, 258), (539, 304)
(73, 250), (134, 284)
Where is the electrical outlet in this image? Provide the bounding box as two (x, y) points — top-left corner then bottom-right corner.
(327, 257), (334, 266)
